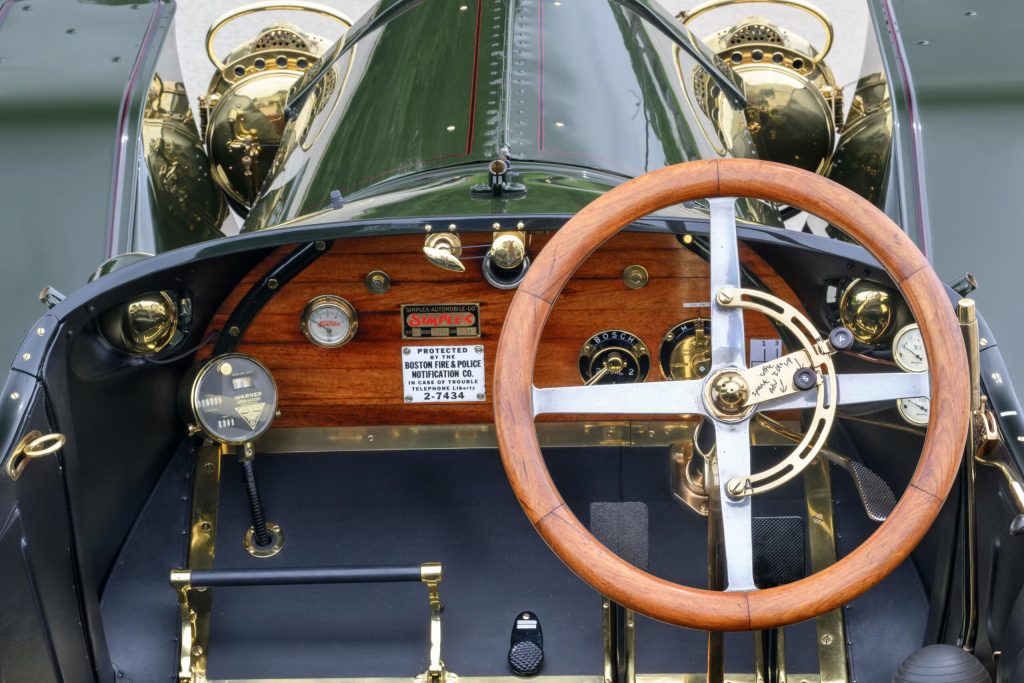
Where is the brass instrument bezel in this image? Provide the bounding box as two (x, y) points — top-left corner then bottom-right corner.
(188, 353), (279, 445)
(659, 317), (712, 380)
(578, 330), (651, 385)
(300, 294), (359, 348)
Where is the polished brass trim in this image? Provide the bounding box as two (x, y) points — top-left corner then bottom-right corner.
(623, 609), (637, 683)
(5, 430), (65, 481)
(716, 288), (838, 498)
(680, 0), (835, 65)
(602, 598), (614, 683)
(177, 441), (224, 683)
(256, 421), (796, 454)
(975, 416), (1024, 515)
(205, 1), (352, 72)
(958, 298), (982, 652)
(803, 456), (849, 683)
(423, 233), (466, 273)
(209, 677), (818, 683)
(753, 628), (787, 683)
(416, 563), (455, 683)
(244, 522), (285, 558)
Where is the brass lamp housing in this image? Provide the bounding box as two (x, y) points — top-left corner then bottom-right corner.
(98, 291), (179, 355)
(200, 4), (351, 213)
(685, 1), (843, 174)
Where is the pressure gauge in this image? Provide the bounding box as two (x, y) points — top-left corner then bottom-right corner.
(892, 324), (927, 373)
(185, 354), (278, 445)
(578, 330), (650, 385)
(897, 396), (931, 427)
(301, 295), (358, 348)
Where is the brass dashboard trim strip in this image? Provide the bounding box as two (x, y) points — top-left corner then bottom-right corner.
(211, 675), (819, 683)
(256, 421), (795, 453)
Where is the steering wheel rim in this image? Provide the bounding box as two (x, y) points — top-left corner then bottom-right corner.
(494, 158), (968, 631)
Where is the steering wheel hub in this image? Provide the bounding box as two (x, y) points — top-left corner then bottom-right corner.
(704, 369), (752, 420)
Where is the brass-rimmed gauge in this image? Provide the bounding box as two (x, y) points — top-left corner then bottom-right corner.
(578, 330), (650, 385)
(184, 353), (278, 445)
(892, 324), (927, 373)
(301, 295), (358, 348)
(897, 396), (930, 427)
(660, 318), (712, 380)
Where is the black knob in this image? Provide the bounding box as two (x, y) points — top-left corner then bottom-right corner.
(508, 611), (543, 676)
(793, 367), (817, 391)
(829, 326), (855, 351)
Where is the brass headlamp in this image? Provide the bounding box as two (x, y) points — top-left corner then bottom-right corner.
(682, 0), (843, 174)
(199, 1), (351, 214)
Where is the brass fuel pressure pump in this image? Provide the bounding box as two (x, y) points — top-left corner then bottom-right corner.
(199, 2), (351, 215)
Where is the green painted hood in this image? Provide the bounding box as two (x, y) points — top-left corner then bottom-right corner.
(245, 0), (754, 230)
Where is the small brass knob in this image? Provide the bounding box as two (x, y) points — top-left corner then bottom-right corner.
(490, 233), (526, 270)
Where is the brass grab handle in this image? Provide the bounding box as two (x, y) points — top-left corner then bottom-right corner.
(205, 1), (352, 73)
(680, 0), (834, 65)
(5, 431), (66, 481)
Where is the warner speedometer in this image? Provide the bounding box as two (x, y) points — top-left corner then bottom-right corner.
(184, 354), (278, 445)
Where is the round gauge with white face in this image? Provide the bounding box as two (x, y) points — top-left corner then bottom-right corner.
(897, 396), (931, 427)
(300, 295), (358, 348)
(892, 324), (927, 373)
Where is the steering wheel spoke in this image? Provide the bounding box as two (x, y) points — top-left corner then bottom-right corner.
(532, 380), (706, 417)
(709, 197), (746, 371)
(766, 370), (930, 411)
(712, 420), (758, 591)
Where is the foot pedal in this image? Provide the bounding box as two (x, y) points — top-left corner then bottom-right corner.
(753, 516), (806, 589)
(508, 611), (543, 676)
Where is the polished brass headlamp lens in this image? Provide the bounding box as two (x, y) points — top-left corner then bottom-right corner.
(98, 291), (179, 355)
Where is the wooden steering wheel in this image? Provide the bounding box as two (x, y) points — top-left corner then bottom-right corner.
(494, 159), (969, 630)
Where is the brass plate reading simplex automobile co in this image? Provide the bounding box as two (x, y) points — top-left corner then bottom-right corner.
(402, 304), (481, 339)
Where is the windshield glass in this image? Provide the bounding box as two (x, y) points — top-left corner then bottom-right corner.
(246, 0), (755, 229)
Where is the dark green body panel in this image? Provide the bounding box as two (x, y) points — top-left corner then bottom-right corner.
(247, 0), (756, 229)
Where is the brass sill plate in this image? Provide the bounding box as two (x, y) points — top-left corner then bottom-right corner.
(210, 675), (820, 683)
(255, 420), (797, 454)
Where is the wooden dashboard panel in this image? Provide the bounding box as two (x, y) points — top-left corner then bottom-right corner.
(205, 233), (801, 427)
